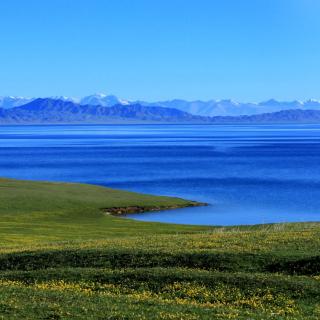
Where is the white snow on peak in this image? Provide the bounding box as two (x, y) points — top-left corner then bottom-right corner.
(79, 93), (129, 107)
(50, 96), (80, 103)
(0, 96), (34, 109)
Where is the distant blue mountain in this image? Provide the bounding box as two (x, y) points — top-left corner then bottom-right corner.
(139, 99), (320, 116)
(1, 98), (320, 124)
(2, 94), (320, 117)
(0, 98), (201, 123)
(209, 109), (320, 123)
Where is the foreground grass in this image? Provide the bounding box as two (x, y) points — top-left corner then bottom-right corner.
(0, 178), (319, 319)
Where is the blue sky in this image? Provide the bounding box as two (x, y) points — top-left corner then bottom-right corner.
(0, 0), (319, 101)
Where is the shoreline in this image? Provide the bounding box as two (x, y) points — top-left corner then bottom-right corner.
(104, 201), (208, 216)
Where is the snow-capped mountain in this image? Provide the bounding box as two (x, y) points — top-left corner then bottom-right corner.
(0, 94), (130, 109)
(138, 99), (257, 116)
(80, 93), (130, 107)
(2, 93), (320, 117)
(2, 98), (320, 124)
(139, 99), (320, 116)
(0, 96), (34, 109)
(0, 98), (199, 123)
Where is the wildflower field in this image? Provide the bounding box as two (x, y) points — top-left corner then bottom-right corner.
(0, 178), (319, 319)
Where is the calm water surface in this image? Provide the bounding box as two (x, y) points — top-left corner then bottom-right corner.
(0, 124), (320, 225)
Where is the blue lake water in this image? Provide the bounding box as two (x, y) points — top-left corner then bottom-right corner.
(0, 124), (320, 225)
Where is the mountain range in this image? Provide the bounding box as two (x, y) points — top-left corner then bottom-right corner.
(1, 98), (320, 124)
(2, 94), (320, 117)
(140, 98), (320, 116)
(0, 98), (201, 124)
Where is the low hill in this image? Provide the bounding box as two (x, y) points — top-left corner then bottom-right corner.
(210, 109), (320, 123)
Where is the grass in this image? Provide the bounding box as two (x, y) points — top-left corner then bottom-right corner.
(0, 178), (320, 319)
(0, 177), (206, 246)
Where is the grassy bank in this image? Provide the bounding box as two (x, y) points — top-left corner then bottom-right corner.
(0, 177), (206, 246)
(0, 178), (319, 319)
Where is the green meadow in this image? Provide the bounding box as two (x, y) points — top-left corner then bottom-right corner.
(0, 177), (319, 319)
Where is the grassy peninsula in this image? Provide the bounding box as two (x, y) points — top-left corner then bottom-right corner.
(0, 178), (319, 319)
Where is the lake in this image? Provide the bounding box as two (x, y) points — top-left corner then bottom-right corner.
(0, 124), (320, 225)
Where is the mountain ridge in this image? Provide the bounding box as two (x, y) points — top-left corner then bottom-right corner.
(0, 98), (202, 124)
(1, 98), (320, 124)
(2, 94), (320, 117)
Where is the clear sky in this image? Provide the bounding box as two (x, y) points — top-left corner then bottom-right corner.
(0, 0), (319, 101)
